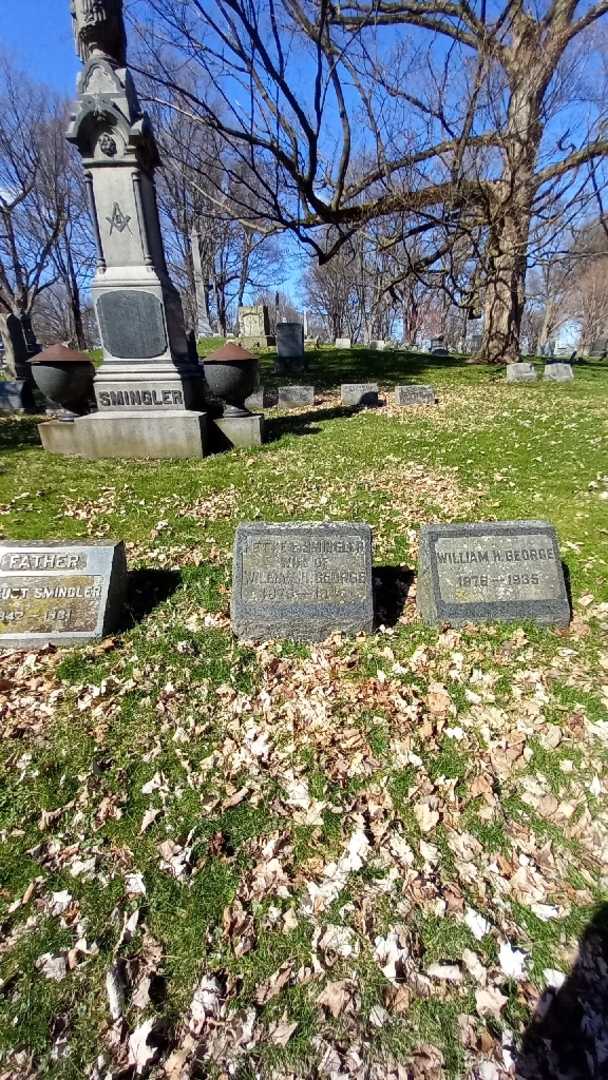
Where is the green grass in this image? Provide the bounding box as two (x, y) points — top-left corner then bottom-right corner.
(0, 347), (607, 1077)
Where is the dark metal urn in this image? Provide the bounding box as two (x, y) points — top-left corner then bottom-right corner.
(202, 342), (259, 416)
(31, 344), (95, 420)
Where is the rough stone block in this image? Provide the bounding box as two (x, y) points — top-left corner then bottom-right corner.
(38, 410), (208, 459)
(417, 520), (570, 627)
(341, 383), (379, 407)
(0, 540), (127, 647)
(506, 363), (537, 383)
(544, 363), (574, 381)
(211, 414), (264, 449)
(278, 385), (314, 408)
(232, 522), (374, 641)
(395, 384), (435, 406)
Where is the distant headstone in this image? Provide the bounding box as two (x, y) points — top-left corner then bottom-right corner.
(341, 383), (379, 407)
(395, 385), (435, 406)
(0, 541), (127, 647)
(238, 305), (274, 348)
(417, 521), (569, 627)
(244, 385), (276, 411)
(506, 362), (537, 383)
(369, 340), (386, 351)
(335, 337), (351, 349)
(588, 338), (607, 358)
(277, 323), (304, 359)
(278, 385), (314, 408)
(554, 345), (575, 360)
(232, 522), (374, 641)
(543, 363), (574, 382)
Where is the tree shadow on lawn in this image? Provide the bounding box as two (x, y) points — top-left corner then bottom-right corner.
(264, 404), (359, 442)
(516, 904), (608, 1079)
(260, 349), (471, 392)
(120, 568), (182, 631)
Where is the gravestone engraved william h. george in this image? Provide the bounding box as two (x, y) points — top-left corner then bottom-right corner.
(417, 521), (570, 627)
(232, 522), (373, 641)
(395, 385), (435, 406)
(0, 541), (127, 647)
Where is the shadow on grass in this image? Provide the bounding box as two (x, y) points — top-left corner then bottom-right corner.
(264, 404), (359, 442)
(259, 348), (473, 392)
(0, 416), (42, 452)
(373, 565), (414, 627)
(516, 904), (608, 1079)
(121, 568), (181, 630)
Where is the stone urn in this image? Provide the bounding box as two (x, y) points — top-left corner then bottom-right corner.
(202, 342), (259, 416)
(31, 344), (95, 419)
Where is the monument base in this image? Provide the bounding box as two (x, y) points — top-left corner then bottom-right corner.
(211, 414), (264, 450)
(38, 410), (208, 460)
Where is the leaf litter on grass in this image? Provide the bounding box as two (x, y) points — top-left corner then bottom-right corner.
(0, 363), (607, 1078)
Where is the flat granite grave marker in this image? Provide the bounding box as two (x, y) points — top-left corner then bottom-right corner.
(341, 383), (379, 407)
(544, 362), (574, 382)
(278, 385), (315, 408)
(0, 541), (127, 647)
(335, 337), (351, 348)
(395, 385), (435, 406)
(417, 521), (569, 627)
(506, 362), (537, 383)
(232, 522), (373, 641)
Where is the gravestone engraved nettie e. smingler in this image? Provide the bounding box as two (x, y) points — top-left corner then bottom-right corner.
(231, 522), (373, 641)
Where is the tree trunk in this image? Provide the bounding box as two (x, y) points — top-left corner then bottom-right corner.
(476, 33), (547, 364)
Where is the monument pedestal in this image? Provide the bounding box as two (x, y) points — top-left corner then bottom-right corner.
(39, 410), (208, 460)
(211, 414), (264, 450)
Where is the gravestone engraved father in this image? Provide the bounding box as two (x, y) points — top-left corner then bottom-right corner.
(232, 522), (373, 641)
(417, 521), (569, 627)
(0, 541), (127, 648)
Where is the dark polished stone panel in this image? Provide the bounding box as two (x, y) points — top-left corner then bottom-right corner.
(97, 290), (167, 359)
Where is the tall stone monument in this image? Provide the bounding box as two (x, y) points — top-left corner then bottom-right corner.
(39, 0), (208, 459)
(191, 225), (213, 339)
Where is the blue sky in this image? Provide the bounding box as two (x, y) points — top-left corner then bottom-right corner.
(1, 0), (78, 95)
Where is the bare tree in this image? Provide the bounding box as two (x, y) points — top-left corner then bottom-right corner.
(134, 0), (608, 363)
(0, 58), (73, 367)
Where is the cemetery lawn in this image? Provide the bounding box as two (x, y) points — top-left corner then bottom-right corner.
(1, 348), (608, 1079)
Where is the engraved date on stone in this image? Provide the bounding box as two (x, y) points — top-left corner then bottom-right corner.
(240, 534), (368, 604)
(0, 575), (103, 633)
